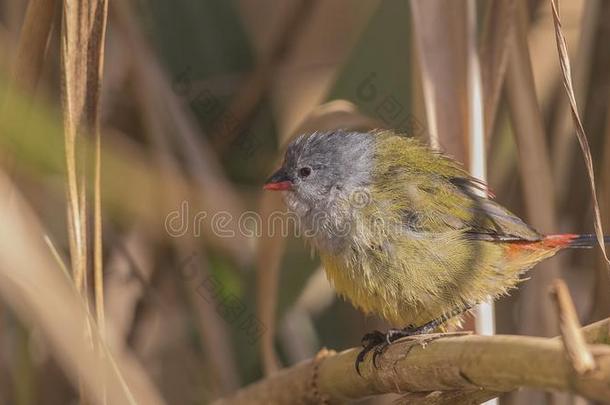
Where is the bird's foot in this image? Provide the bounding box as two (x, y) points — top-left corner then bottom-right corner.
(355, 305), (476, 376)
(355, 324), (423, 376)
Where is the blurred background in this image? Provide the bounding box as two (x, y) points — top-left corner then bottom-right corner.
(0, 0), (608, 404)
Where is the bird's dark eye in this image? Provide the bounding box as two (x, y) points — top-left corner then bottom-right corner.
(298, 167), (312, 178)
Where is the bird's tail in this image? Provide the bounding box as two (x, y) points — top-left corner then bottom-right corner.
(543, 234), (610, 249)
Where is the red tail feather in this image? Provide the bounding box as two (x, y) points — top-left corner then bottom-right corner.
(506, 234), (608, 257)
(543, 234), (610, 249)
(542, 234), (580, 249)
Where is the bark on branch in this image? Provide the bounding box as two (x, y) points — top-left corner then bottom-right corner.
(214, 318), (610, 404)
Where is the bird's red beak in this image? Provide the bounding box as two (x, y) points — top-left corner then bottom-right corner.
(263, 168), (293, 191)
(263, 181), (293, 191)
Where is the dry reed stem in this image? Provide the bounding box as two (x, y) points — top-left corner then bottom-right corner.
(591, 93), (610, 320)
(60, 1), (109, 400)
(506, 1), (560, 337)
(550, 279), (596, 374)
(466, 0), (495, 338)
(479, 0), (515, 141)
(577, 316), (610, 344)
(410, 0), (468, 161)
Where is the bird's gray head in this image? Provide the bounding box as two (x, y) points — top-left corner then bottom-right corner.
(264, 130), (375, 217)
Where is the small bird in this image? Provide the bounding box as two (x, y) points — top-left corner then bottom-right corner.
(263, 129), (608, 373)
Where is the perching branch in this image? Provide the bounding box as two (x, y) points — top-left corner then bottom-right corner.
(213, 317), (610, 404)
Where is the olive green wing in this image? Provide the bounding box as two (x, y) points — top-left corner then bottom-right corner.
(447, 177), (541, 241)
(372, 132), (542, 242)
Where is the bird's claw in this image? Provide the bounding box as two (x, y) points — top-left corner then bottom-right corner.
(355, 330), (386, 376)
(355, 325), (419, 376)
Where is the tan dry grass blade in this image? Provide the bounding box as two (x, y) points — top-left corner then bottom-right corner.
(60, 0), (108, 296)
(0, 171), (165, 405)
(61, 1), (109, 399)
(10, 0), (57, 93)
(44, 235), (72, 279)
(61, 1), (88, 288)
(94, 124), (105, 337)
(550, 0), (610, 267)
(93, 0), (109, 346)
